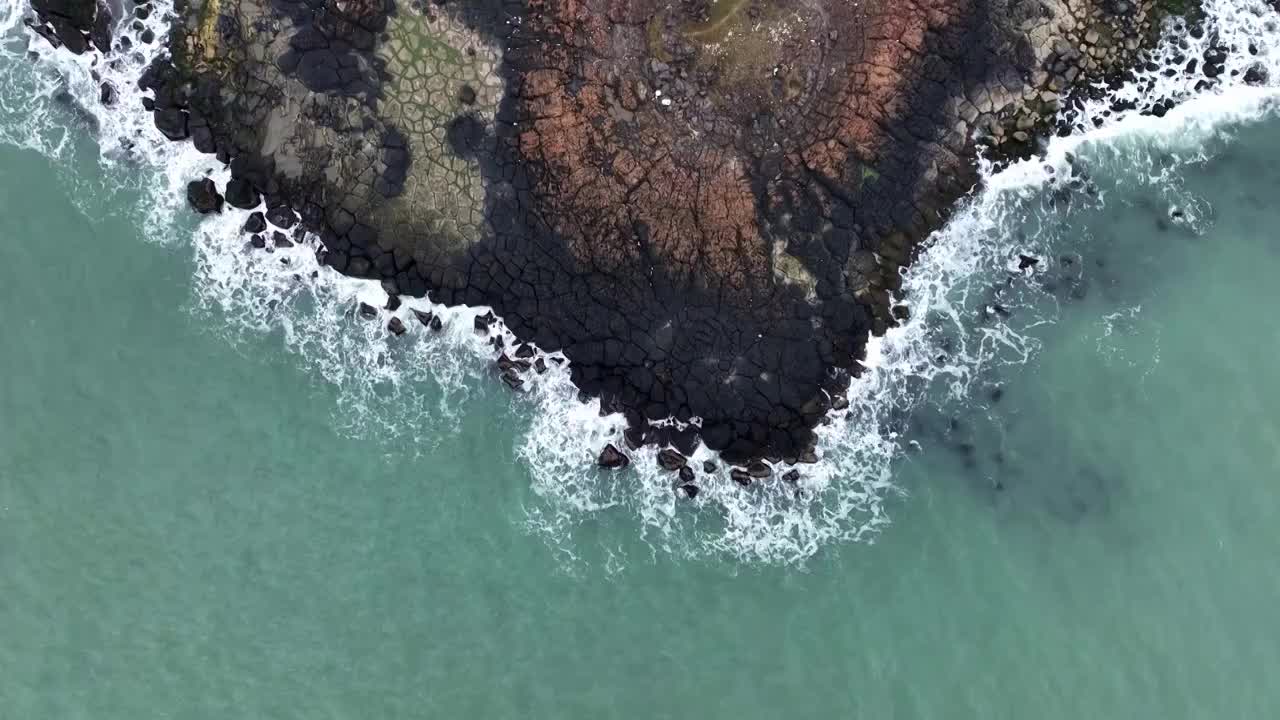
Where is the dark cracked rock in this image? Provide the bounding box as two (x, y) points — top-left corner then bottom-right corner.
(598, 443), (630, 469)
(28, 0), (112, 54)
(34, 0), (1180, 465)
(186, 178), (223, 214)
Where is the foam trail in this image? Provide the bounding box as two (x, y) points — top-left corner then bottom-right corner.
(4, 0), (1280, 564)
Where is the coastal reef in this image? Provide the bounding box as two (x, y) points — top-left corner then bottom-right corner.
(30, 0), (1184, 466)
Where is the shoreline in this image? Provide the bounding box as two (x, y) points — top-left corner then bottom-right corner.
(24, 0), (1220, 474)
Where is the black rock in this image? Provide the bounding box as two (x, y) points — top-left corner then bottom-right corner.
(597, 443), (629, 469)
(701, 422), (732, 451)
(185, 178), (222, 213)
(730, 469), (752, 487)
(224, 177), (260, 209)
(99, 82), (116, 105)
(242, 212), (267, 234)
(1018, 254), (1040, 271)
(413, 309), (434, 327)
(272, 231), (293, 248)
(385, 294), (402, 311)
(155, 108), (189, 140)
(249, 234), (266, 249)
(678, 465), (695, 483)
(678, 483), (699, 499)
(388, 316), (406, 336)
(702, 460), (717, 473)
(429, 315), (443, 332)
(49, 17), (89, 54)
(623, 425), (645, 450)
(265, 205), (298, 229)
(657, 448), (687, 471)
(358, 302), (378, 319)
(782, 469), (800, 483)
(534, 357), (547, 374)
(501, 371), (525, 390)
(747, 460), (772, 478)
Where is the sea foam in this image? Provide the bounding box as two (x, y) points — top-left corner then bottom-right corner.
(3, 0), (1278, 563)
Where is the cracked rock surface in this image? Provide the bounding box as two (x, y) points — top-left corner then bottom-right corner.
(31, 0), (1174, 463)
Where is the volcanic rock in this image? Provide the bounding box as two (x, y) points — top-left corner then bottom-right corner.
(130, 0), (1170, 465)
(598, 443), (630, 469)
(185, 178), (222, 214)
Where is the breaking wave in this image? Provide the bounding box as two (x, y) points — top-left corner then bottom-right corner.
(3, 0), (1279, 563)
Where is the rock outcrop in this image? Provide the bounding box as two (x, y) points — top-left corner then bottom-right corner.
(28, 0), (1190, 464)
(27, 0), (112, 54)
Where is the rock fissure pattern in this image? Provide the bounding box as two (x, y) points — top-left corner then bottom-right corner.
(30, 0), (1185, 466)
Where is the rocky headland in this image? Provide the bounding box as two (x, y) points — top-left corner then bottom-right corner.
(28, 0), (1203, 472)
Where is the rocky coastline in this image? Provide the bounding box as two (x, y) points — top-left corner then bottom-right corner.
(27, 0), (1209, 475)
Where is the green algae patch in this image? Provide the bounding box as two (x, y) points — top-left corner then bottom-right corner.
(375, 9), (505, 255)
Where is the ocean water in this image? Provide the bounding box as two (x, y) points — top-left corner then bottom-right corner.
(3, 1), (1280, 716)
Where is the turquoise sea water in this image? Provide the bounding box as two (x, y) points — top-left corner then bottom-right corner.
(5, 3), (1280, 717)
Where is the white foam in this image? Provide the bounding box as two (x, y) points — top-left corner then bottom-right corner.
(4, 0), (1280, 564)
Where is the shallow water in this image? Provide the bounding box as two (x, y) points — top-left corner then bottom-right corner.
(5, 1), (1280, 716)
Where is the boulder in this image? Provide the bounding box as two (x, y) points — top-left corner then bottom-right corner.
(388, 317), (406, 336)
(265, 206), (298, 229)
(597, 443), (629, 469)
(154, 108), (189, 140)
(224, 177), (260, 209)
(185, 178), (222, 213)
(242, 212), (267, 234)
(657, 448), (687, 471)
